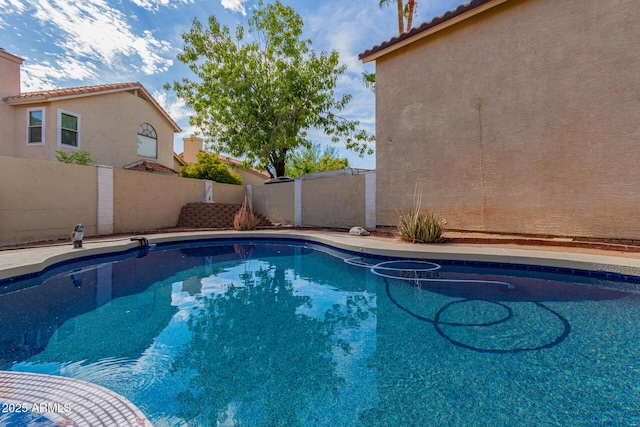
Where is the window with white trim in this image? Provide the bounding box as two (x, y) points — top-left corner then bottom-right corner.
(137, 123), (157, 158)
(58, 109), (80, 148)
(27, 108), (45, 145)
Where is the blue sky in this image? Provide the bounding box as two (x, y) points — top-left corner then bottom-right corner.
(0, 0), (462, 169)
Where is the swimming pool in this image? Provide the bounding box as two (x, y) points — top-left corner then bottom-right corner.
(1, 238), (639, 426)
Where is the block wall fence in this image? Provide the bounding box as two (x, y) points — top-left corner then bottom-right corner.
(0, 156), (244, 245)
(249, 172), (376, 229)
(0, 157), (374, 246)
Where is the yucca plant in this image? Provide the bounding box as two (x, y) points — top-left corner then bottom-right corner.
(233, 199), (261, 231)
(397, 183), (445, 243)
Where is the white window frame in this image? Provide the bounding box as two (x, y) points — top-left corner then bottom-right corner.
(57, 109), (81, 149)
(137, 123), (158, 159)
(26, 107), (46, 145)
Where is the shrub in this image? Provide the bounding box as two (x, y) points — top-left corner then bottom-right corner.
(233, 202), (261, 231)
(55, 150), (94, 165)
(180, 152), (242, 185)
(396, 182), (445, 243)
(397, 209), (445, 243)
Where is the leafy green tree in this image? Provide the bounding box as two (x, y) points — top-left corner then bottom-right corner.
(55, 150), (93, 165)
(362, 71), (376, 92)
(166, 0), (373, 178)
(180, 152), (242, 185)
(285, 143), (349, 178)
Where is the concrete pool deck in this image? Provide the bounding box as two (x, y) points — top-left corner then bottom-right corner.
(3, 229), (640, 281)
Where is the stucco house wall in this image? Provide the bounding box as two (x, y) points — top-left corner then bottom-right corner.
(5, 91), (177, 169)
(0, 49), (22, 158)
(1, 51), (180, 171)
(366, 0), (640, 239)
(3, 90), (175, 168)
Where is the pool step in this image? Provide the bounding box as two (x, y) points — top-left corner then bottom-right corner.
(176, 202), (272, 229)
(0, 370), (153, 427)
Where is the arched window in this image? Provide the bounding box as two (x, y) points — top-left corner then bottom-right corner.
(137, 123), (157, 158)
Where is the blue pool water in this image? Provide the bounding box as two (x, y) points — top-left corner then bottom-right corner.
(1, 239), (639, 426)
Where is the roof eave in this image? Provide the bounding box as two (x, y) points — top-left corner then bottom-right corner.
(136, 85), (182, 133)
(173, 152), (186, 166)
(5, 84), (182, 133)
(360, 0), (511, 63)
(0, 49), (24, 65)
(4, 95), (48, 105)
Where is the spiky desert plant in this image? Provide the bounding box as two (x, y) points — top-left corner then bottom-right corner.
(397, 183), (445, 243)
(233, 200), (261, 231)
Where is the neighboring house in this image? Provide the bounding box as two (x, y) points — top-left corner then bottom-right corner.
(178, 136), (270, 186)
(359, 0), (640, 240)
(0, 49), (180, 172)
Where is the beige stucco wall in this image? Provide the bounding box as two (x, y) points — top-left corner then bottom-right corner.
(230, 167), (267, 187)
(0, 51), (21, 97)
(113, 169), (204, 233)
(374, 0), (640, 239)
(252, 182), (295, 225)
(211, 182), (246, 204)
(0, 156), (97, 245)
(0, 51), (22, 159)
(6, 91), (175, 169)
(302, 175), (366, 227)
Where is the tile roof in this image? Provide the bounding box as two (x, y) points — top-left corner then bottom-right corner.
(359, 0), (506, 61)
(124, 160), (179, 175)
(4, 82), (141, 101)
(4, 82), (181, 132)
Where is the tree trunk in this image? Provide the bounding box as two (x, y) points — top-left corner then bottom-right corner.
(407, 0), (415, 31)
(270, 147), (288, 178)
(396, 0), (405, 34)
(274, 160), (286, 178)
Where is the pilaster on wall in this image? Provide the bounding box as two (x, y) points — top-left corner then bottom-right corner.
(365, 173), (376, 229)
(246, 185), (253, 209)
(204, 180), (213, 203)
(96, 165), (113, 235)
(294, 179), (302, 226)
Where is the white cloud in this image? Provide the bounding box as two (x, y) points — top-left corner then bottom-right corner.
(130, 0), (195, 12)
(220, 0), (247, 16)
(305, 0), (394, 78)
(0, 0), (26, 27)
(0, 0), (26, 12)
(25, 0), (173, 77)
(21, 57), (99, 91)
(152, 89), (190, 123)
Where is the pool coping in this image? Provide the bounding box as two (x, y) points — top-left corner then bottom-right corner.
(3, 229), (640, 281)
